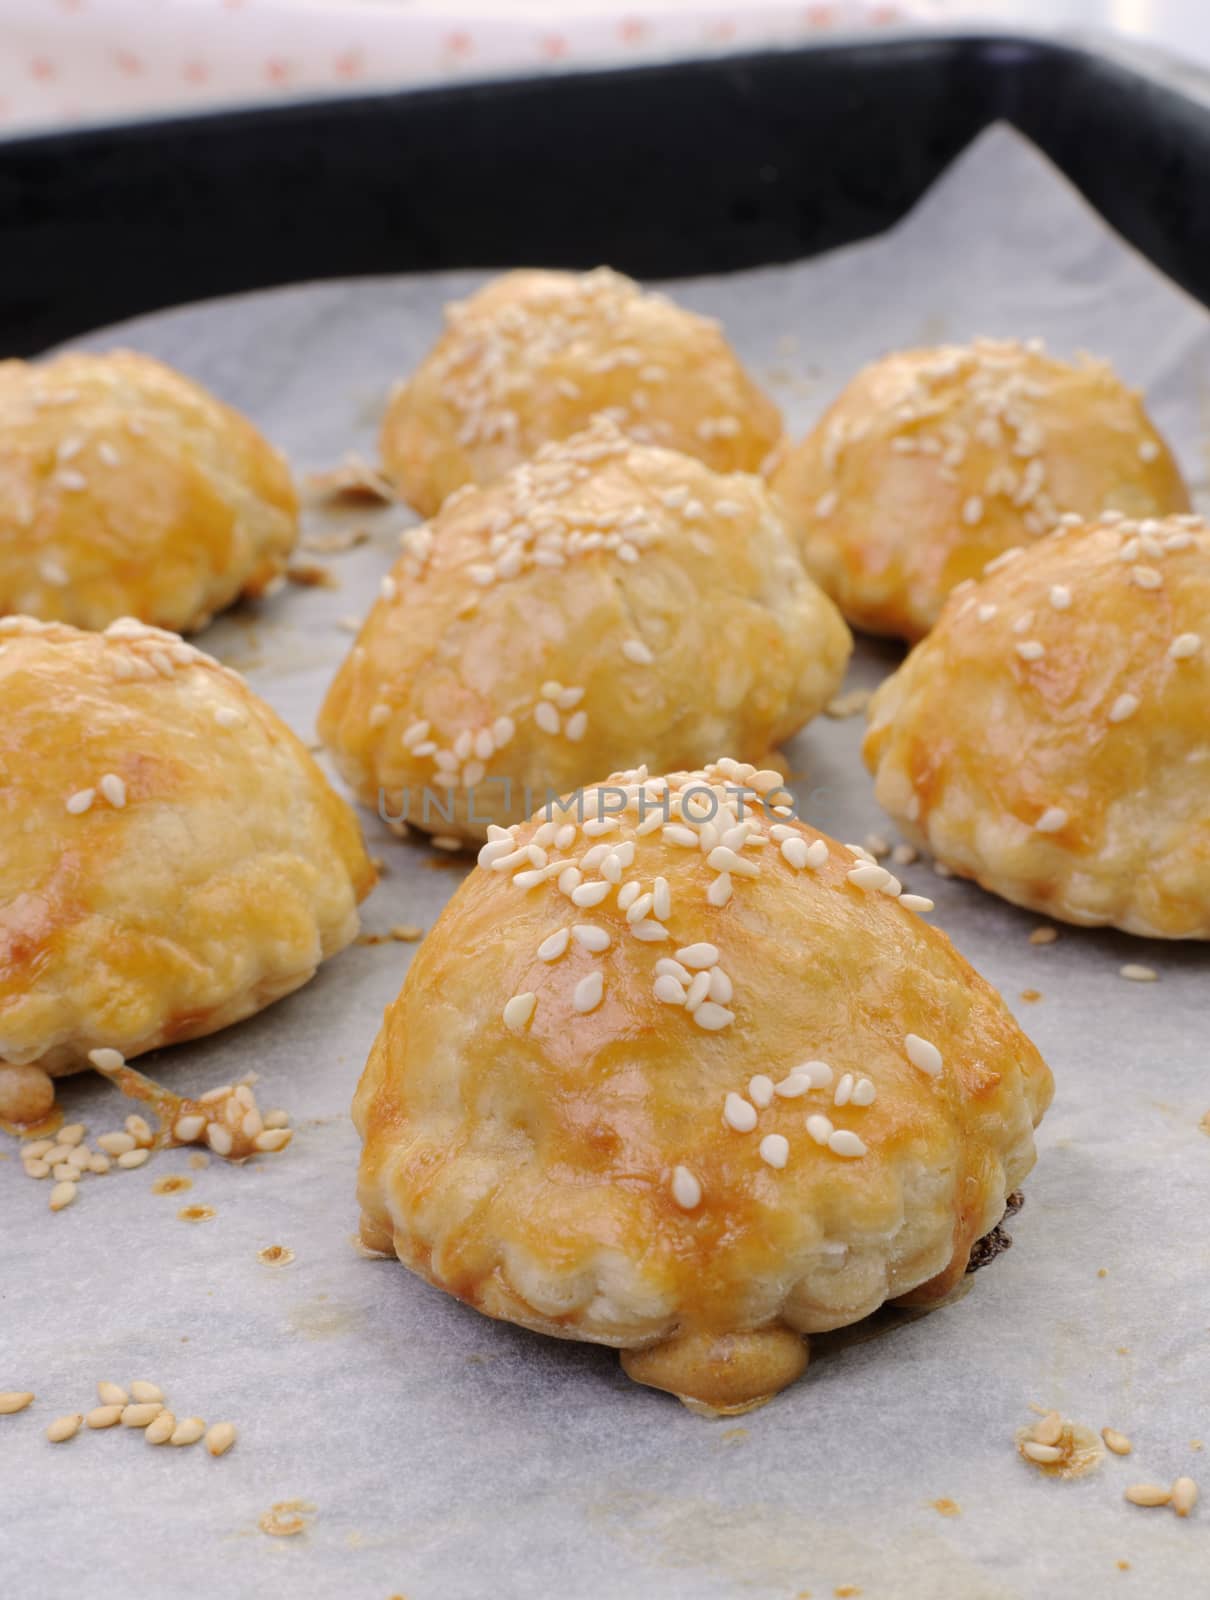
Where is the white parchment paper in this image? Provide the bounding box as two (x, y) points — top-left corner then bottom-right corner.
(2, 126), (1208, 1598)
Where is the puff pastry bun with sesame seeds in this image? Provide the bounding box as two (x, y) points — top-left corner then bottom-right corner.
(379, 267), (784, 517)
(771, 339), (1188, 642)
(320, 418), (851, 845)
(353, 761), (1053, 1414)
(0, 349), (298, 634)
(0, 615), (374, 1126)
(864, 513), (1210, 937)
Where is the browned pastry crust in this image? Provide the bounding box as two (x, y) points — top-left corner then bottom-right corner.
(772, 339), (1188, 641)
(379, 268), (783, 516)
(0, 350), (297, 633)
(0, 615), (374, 1122)
(354, 761), (1052, 1413)
(321, 419), (851, 843)
(864, 513), (1210, 936)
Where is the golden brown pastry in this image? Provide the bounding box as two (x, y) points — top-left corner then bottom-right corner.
(320, 418), (851, 844)
(380, 268), (783, 516)
(772, 339), (1188, 641)
(864, 512), (1210, 936)
(0, 350), (297, 633)
(0, 615), (374, 1125)
(354, 760), (1052, 1413)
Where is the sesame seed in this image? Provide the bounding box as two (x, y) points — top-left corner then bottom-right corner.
(0, 1393), (34, 1414)
(834, 1073), (854, 1107)
(780, 836), (810, 870)
(1172, 1477), (1199, 1517)
(1048, 585), (1072, 610)
(1023, 1441), (1063, 1464)
(1015, 641), (1045, 662)
(852, 1077), (876, 1106)
(738, 1074), (772, 1111)
(1131, 566), (1162, 590)
(537, 929), (569, 962)
(170, 1417), (206, 1446)
(503, 992), (536, 1030)
(899, 894), (935, 913)
(676, 943), (719, 970)
(1109, 693), (1139, 724)
(145, 1411), (176, 1446)
(1119, 964), (1157, 983)
(47, 1414), (82, 1443)
(1170, 633), (1202, 660)
(962, 496), (984, 526)
(707, 874), (732, 907)
(847, 863), (891, 891)
(121, 1402), (164, 1428)
(207, 1124), (233, 1157)
(1029, 926), (1058, 945)
(1102, 1428), (1132, 1455)
(721, 1091), (757, 1133)
(828, 1129), (867, 1158)
(571, 881), (610, 909)
(86, 1404), (124, 1429)
(214, 706), (243, 729)
(814, 491), (838, 518)
(1031, 1411), (1063, 1446)
(49, 1180), (77, 1211)
(1139, 440), (1160, 462)
(804, 839), (828, 869)
(1124, 1484), (1171, 1508)
(117, 1149), (150, 1170)
(99, 773), (126, 808)
(905, 1033), (943, 1076)
(759, 1133), (789, 1169)
(773, 1074), (809, 1098)
(693, 1001), (733, 1031)
(205, 1422), (237, 1457)
(1035, 807), (1068, 834)
(671, 1166), (701, 1210)
(572, 924), (611, 952)
(65, 788), (95, 815)
(805, 1113), (834, 1145)
(573, 972), (604, 1013)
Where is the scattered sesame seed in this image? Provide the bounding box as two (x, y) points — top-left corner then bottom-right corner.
(828, 1129), (867, 1158)
(1170, 633), (1201, 660)
(1029, 926), (1058, 945)
(1048, 585), (1072, 611)
(65, 788), (95, 815)
(98, 773), (127, 808)
(573, 972), (604, 1013)
(1119, 964), (1158, 983)
(759, 1134), (789, 1169)
(117, 1149), (150, 1170)
(1139, 439), (1160, 463)
(1124, 1484), (1171, 1508)
(1131, 565), (1162, 590)
(121, 1401), (164, 1428)
(676, 943), (719, 970)
(503, 992), (536, 1030)
(86, 1405), (124, 1429)
(170, 1417), (206, 1447)
(49, 1179), (77, 1211)
(205, 1422), (237, 1457)
(748, 1075), (775, 1108)
(1108, 693), (1140, 724)
(47, 1414), (82, 1443)
(1172, 1477), (1199, 1517)
(805, 839), (829, 869)
(805, 1113), (834, 1145)
(1015, 641), (1045, 662)
(1023, 1441), (1063, 1464)
(899, 894), (935, 913)
(0, 1393), (34, 1414)
(847, 862), (891, 891)
(537, 928), (570, 962)
(905, 1033), (943, 1076)
(1035, 807), (1068, 834)
(1102, 1428), (1132, 1455)
(724, 1093), (758, 1133)
(145, 1411), (176, 1446)
(671, 1166), (701, 1210)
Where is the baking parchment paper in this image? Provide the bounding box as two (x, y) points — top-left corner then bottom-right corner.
(2, 125), (1208, 1600)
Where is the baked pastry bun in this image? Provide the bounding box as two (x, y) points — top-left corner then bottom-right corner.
(0, 350), (298, 633)
(320, 419), (851, 844)
(354, 760), (1052, 1414)
(772, 339), (1188, 641)
(380, 268), (783, 516)
(0, 615), (374, 1126)
(864, 513), (1210, 937)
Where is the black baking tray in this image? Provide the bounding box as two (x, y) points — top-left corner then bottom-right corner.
(3, 31), (1210, 357)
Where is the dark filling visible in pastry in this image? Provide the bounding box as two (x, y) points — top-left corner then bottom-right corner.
(965, 1189), (1024, 1275)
